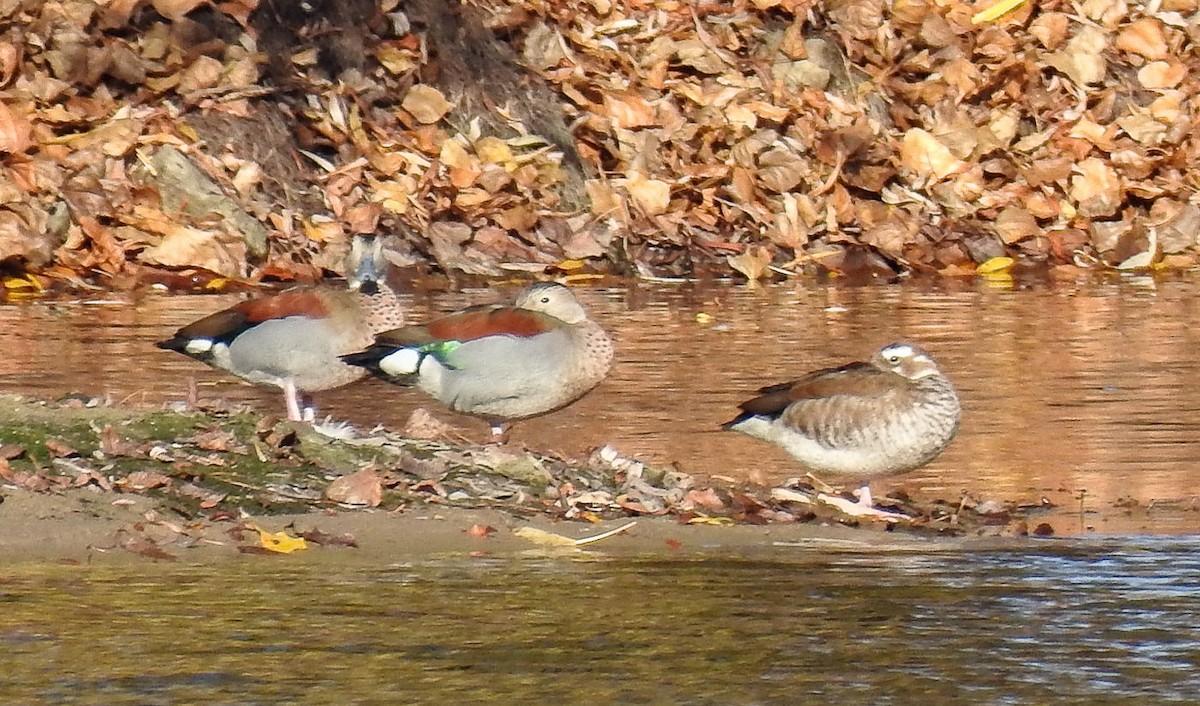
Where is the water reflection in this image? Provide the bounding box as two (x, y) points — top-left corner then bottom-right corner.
(3, 278), (1200, 533)
(2, 540), (1199, 703)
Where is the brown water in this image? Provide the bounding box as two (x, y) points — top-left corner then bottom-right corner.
(3, 277), (1200, 533)
(2, 540), (1199, 704)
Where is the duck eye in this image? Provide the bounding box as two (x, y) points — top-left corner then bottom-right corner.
(888, 355), (900, 363)
(541, 296), (551, 304)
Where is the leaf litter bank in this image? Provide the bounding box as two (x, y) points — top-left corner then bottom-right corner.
(4, 0), (1200, 291)
(0, 393), (1070, 562)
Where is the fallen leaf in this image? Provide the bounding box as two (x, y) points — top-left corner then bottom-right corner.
(151, 0), (208, 20)
(1070, 158), (1122, 218)
(119, 470), (172, 492)
(513, 521), (636, 547)
(976, 256), (1015, 274)
(325, 468), (383, 507)
(404, 408), (454, 439)
(45, 439), (79, 458)
(685, 487), (727, 511)
(1137, 61), (1185, 90)
(900, 129), (963, 183)
(402, 85), (453, 124)
(465, 524), (497, 538)
(298, 528), (359, 547)
(727, 245), (772, 281)
(250, 524), (308, 554)
(619, 173), (671, 217)
(512, 526), (579, 547)
(0, 101), (32, 153)
(685, 516), (735, 526)
(1115, 17), (1167, 60)
(117, 531), (177, 561)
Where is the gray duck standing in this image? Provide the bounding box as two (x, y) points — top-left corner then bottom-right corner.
(157, 234), (406, 422)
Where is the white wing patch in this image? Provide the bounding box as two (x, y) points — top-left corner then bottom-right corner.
(184, 339), (214, 354)
(379, 348), (422, 376)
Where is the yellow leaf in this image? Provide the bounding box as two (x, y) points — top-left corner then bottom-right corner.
(976, 256), (1015, 274)
(695, 312), (714, 325)
(204, 277), (230, 291)
(252, 525), (308, 554)
(475, 137), (514, 165)
(513, 521), (637, 547)
(3, 273), (42, 291)
(439, 138), (474, 170)
(562, 273), (605, 284)
(686, 516), (735, 526)
(512, 526), (580, 547)
(554, 259), (586, 271)
(971, 0), (1029, 25)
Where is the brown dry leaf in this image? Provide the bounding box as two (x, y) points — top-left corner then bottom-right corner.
(0, 43), (19, 86)
(325, 467), (383, 507)
(465, 524), (497, 538)
(1114, 17), (1167, 59)
(119, 470), (172, 492)
(177, 55), (224, 94)
(45, 438), (79, 458)
(601, 91), (656, 129)
(619, 173), (671, 216)
(585, 180), (623, 218)
(183, 427), (248, 453)
(1137, 61), (1185, 90)
(151, 0), (208, 20)
(99, 424), (140, 457)
(402, 85), (453, 124)
(403, 410), (451, 442)
(900, 129), (963, 183)
(344, 202), (382, 234)
(117, 531), (178, 561)
(1029, 12), (1069, 49)
(727, 245), (772, 280)
(0, 101), (32, 153)
(994, 205), (1041, 244)
(523, 22), (570, 71)
(140, 226), (246, 278)
(756, 147), (806, 193)
(299, 528), (359, 547)
(1070, 158), (1122, 218)
(175, 482), (228, 508)
(1043, 25), (1108, 86)
(685, 487), (727, 512)
(0, 445), (27, 461)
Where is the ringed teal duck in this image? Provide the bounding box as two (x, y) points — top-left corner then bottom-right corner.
(343, 281), (613, 439)
(723, 342), (961, 518)
(157, 235), (405, 422)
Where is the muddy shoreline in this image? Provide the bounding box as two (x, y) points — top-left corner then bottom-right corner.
(0, 393), (1183, 564)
